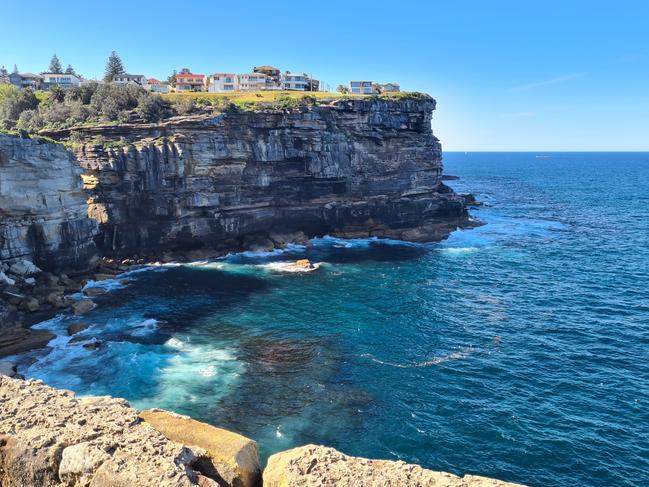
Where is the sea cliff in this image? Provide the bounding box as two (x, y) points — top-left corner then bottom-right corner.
(50, 97), (469, 259)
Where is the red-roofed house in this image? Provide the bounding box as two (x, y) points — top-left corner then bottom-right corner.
(176, 73), (205, 92)
(146, 78), (169, 93)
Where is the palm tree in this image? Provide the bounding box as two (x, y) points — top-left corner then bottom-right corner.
(48, 85), (65, 103)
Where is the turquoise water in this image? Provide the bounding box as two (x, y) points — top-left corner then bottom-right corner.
(14, 152), (649, 486)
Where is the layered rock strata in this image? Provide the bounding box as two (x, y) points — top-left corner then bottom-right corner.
(0, 134), (98, 271)
(50, 97), (468, 258)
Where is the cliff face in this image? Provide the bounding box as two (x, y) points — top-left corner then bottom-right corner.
(61, 98), (467, 257)
(0, 134), (98, 271)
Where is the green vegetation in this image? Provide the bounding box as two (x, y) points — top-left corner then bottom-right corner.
(0, 83), (171, 133)
(0, 79), (429, 135)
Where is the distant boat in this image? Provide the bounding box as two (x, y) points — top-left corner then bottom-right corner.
(535, 155), (551, 158)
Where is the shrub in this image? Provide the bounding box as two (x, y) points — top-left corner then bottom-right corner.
(16, 109), (44, 132)
(174, 97), (197, 115)
(0, 89), (40, 128)
(136, 94), (169, 122)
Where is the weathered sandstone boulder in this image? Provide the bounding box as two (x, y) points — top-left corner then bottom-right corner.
(0, 376), (239, 486)
(263, 444), (527, 487)
(140, 409), (261, 487)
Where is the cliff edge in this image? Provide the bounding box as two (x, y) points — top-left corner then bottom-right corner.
(0, 376), (526, 487)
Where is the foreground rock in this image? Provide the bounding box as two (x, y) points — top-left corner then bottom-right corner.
(0, 378), (525, 487)
(264, 445), (526, 487)
(140, 409), (261, 487)
(0, 376), (254, 486)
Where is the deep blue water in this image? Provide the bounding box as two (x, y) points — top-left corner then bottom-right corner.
(12, 152), (649, 487)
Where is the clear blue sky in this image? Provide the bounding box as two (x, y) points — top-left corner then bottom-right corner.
(2, 0), (648, 150)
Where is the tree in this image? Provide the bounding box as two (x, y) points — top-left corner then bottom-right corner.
(104, 51), (125, 82)
(65, 64), (76, 75)
(180, 68), (191, 74)
(167, 70), (177, 88)
(336, 85), (350, 94)
(13, 64), (18, 74)
(0, 66), (7, 77)
(49, 54), (62, 73)
(48, 85), (65, 103)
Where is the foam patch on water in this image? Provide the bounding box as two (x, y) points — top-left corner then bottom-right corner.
(130, 318), (159, 336)
(260, 262), (322, 273)
(362, 346), (477, 368)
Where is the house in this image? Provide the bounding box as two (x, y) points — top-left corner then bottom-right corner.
(175, 73), (205, 92)
(146, 78), (169, 93)
(349, 81), (374, 95)
(9, 73), (43, 90)
(375, 82), (400, 93)
(206, 73), (237, 92)
(283, 72), (314, 91)
(253, 65), (281, 85)
(112, 74), (148, 87)
(237, 73), (271, 91)
(41, 72), (82, 89)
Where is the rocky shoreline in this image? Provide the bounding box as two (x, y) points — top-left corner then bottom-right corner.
(0, 376), (526, 487)
(1, 97), (475, 358)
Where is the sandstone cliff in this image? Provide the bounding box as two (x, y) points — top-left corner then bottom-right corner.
(0, 376), (526, 487)
(49, 97), (468, 258)
(0, 133), (98, 271)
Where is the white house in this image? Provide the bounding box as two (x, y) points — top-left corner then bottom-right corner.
(207, 73), (237, 92)
(41, 72), (82, 89)
(112, 74), (148, 87)
(282, 73), (310, 91)
(237, 73), (271, 91)
(349, 81), (374, 94)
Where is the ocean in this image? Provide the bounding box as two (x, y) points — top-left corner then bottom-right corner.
(12, 152), (649, 486)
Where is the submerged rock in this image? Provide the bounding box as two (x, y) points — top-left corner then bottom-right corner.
(67, 323), (90, 336)
(263, 444), (526, 487)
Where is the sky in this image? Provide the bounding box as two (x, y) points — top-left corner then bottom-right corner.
(2, 0), (648, 151)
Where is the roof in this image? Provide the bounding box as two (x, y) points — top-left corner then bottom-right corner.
(210, 73), (236, 77)
(114, 73), (145, 78)
(20, 73), (43, 79)
(147, 78), (161, 84)
(177, 73), (204, 79)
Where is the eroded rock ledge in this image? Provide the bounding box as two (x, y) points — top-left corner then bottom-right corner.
(0, 377), (526, 487)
